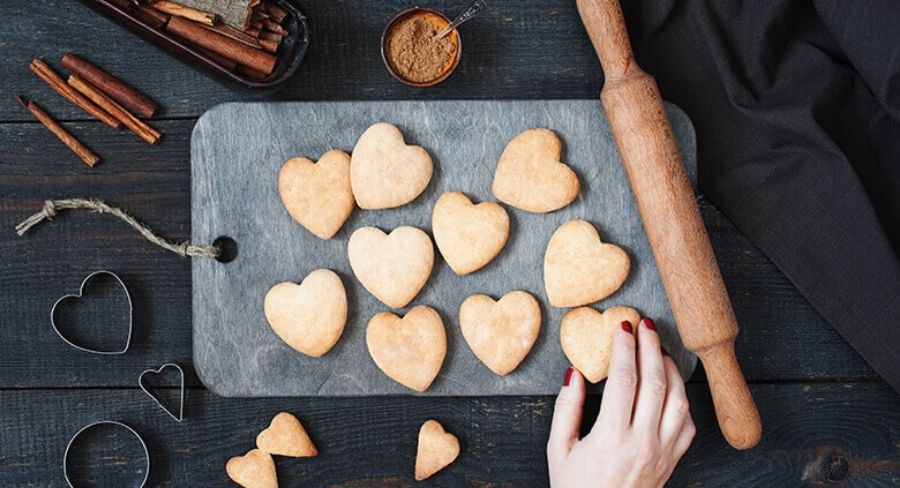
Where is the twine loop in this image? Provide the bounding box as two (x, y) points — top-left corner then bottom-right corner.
(15, 198), (219, 259)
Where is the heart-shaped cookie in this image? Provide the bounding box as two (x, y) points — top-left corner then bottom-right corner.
(263, 269), (347, 357)
(459, 291), (541, 375)
(492, 128), (580, 213)
(225, 449), (277, 488)
(366, 305), (446, 392)
(560, 306), (640, 383)
(544, 220), (630, 307)
(415, 420), (460, 481)
(256, 412), (318, 458)
(432, 192), (510, 275)
(278, 149), (354, 239)
(350, 122), (433, 209)
(348, 226), (434, 308)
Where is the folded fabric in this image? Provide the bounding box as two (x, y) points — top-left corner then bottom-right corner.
(619, 0), (900, 391)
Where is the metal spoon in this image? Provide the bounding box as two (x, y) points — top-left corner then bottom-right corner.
(436, 0), (487, 38)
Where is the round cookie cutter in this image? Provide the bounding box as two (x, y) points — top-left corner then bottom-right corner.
(64, 420), (150, 487)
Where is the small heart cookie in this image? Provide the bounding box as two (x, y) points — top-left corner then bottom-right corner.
(225, 449), (277, 488)
(366, 305), (446, 392)
(278, 149), (354, 239)
(492, 128), (580, 213)
(351, 122), (433, 209)
(415, 420), (460, 481)
(459, 291), (541, 375)
(348, 226), (434, 308)
(432, 192), (510, 275)
(544, 220), (630, 307)
(560, 306), (640, 383)
(263, 269), (347, 357)
(256, 412), (318, 458)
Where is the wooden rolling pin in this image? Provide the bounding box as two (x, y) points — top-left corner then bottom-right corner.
(576, 0), (762, 450)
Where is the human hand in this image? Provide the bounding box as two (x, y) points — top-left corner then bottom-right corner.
(547, 318), (695, 488)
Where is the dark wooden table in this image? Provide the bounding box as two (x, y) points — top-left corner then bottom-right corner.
(2, 1), (898, 486)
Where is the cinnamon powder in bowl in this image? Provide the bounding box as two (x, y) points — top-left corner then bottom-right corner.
(382, 8), (461, 87)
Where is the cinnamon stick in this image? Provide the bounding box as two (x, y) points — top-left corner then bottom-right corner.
(199, 21), (262, 49)
(166, 16), (276, 74)
(256, 16), (287, 36)
(151, 0), (216, 26)
(134, 4), (172, 28)
(235, 64), (268, 81)
(67, 75), (161, 145)
(193, 44), (239, 70)
(60, 53), (159, 118)
(259, 2), (287, 23)
(15, 96), (100, 167)
(29, 60), (121, 129)
(258, 33), (280, 53)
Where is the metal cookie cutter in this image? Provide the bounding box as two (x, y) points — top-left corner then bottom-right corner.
(139, 363), (186, 422)
(50, 270), (133, 355)
(64, 420), (150, 488)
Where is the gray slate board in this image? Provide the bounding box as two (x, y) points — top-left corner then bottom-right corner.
(191, 100), (698, 397)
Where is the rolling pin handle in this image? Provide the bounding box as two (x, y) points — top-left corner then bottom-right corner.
(699, 344), (763, 450)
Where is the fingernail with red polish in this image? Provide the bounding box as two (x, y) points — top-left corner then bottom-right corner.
(621, 321), (633, 333)
(641, 317), (656, 331)
(564, 367), (574, 386)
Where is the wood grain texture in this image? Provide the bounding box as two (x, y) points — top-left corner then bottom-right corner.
(579, 0), (759, 447)
(0, 384), (897, 486)
(0, 0), (606, 122)
(0, 118), (879, 387)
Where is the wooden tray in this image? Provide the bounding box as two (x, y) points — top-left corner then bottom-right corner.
(78, 0), (309, 92)
(191, 100), (699, 397)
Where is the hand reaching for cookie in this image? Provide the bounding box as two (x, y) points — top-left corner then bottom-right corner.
(547, 318), (695, 488)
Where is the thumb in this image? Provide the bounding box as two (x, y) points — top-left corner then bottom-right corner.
(547, 367), (585, 464)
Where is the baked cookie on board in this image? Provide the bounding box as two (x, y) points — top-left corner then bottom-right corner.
(544, 219), (630, 307)
(492, 128), (580, 213)
(350, 122), (433, 209)
(432, 191), (510, 275)
(560, 306), (640, 383)
(263, 269), (347, 358)
(459, 291), (541, 375)
(366, 305), (447, 392)
(347, 226), (435, 309)
(278, 149), (354, 239)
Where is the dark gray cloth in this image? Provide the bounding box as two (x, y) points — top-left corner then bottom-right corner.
(620, 0), (900, 391)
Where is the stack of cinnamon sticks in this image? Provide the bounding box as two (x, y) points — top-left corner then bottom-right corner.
(118, 0), (291, 79)
(17, 54), (161, 167)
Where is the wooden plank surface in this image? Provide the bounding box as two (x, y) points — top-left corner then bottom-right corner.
(2, 384), (898, 486)
(0, 0), (604, 122)
(2, 0), (898, 486)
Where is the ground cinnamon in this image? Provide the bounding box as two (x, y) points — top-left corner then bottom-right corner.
(385, 12), (459, 84)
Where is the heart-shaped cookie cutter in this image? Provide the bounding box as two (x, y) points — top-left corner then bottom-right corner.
(50, 270), (133, 355)
(64, 420), (150, 488)
(139, 363), (185, 422)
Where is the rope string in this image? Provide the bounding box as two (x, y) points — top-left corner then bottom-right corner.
(15, 198), (219, 259)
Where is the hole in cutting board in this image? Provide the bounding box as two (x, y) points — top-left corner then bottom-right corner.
(213, 236), (238, 263)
